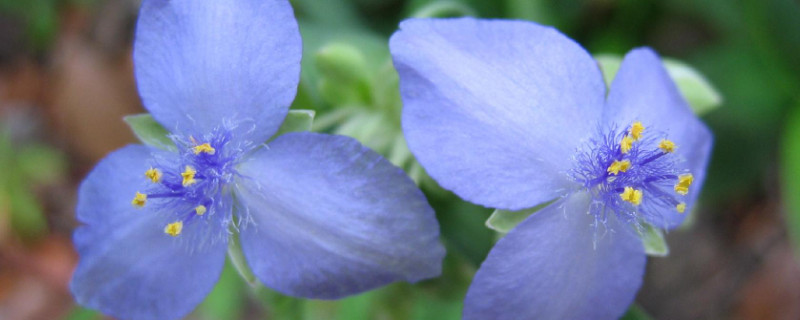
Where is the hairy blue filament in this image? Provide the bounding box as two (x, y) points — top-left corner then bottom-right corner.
(570, 123), (691, 229)
(131, 126), (256, 246)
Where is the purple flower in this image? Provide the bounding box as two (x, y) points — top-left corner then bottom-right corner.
(390, 18), (712, 319)
(69, 1), (444, 319)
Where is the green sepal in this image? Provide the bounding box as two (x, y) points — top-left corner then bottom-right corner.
(271, 109), (316, 141)
(595, 54), (723, 115)
(227, 228), (258, 286)
(485, 200), (556, 234)
(122, 114), (176, 151)
(638, 223), (669, 257)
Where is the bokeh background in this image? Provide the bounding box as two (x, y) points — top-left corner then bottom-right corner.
(1, 0), (799, 319)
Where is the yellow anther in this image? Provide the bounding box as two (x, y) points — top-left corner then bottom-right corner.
(607, 160), (632, 175)
(192, 143), (215, 155)
(620, 187), (643, 206)
(145, 167), (162, 183)
(195, 205), (207, 216)
(131, 192), (147, 207)
(620, 135), (634, 154)
(674, 173), (694, 195)
(181, 166), (197, 187)
(630, 122), (645, 141)
(164, 221), (183, 237)
(676, 202), (687, 214)
(658, 139), (676, 153)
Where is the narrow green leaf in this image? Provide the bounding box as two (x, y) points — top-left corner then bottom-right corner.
(638, 223), (669, 257)
(273, 109), (316, 139)
(485, 200), (556, 234)
(781, 103), (800, 257)
(594, 54), (723, 115)
(122, 114), (175, 151)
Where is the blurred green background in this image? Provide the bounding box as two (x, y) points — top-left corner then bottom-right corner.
(0, 0), (799, 319)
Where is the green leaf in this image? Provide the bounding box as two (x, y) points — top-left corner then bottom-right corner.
(594, 54), (723, 115)
(273, 109), (316, 139)
(122, 114), (175, 151)
(620, 304), (654, 320)
(781, 103), (800, 257)
(638, 223), (669, 257)
(485, 200), (556, 234)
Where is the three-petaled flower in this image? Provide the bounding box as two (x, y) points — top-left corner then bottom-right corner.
(391, 18), (712, 319)
(70, 1), (445, 319)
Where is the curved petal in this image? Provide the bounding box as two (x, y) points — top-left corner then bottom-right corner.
(390, 18), (606, 210)
(463, 192), (645, 320)
(605, 48), (713, 229)
(234, 132), (445, 299)
(134, 0), (301, 143)
(71, 145), (228, 320)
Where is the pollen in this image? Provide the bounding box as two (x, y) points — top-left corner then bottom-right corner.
(131, 192), (147, 207)
(144, 167), (162, 183)
(164, 221), (183, 237)
(629, 122), (645, 141)
(620, 187), (643, 206)
(607, 159), (631, 175)
(620, 135), (634, 154)
(195, 205), (207, 216)
(674, 173), (694, 195)
(658, 139), (676, 153)
(181, 166), (197, 187)
(192, 143), (216, 155)
(676, 202), (687, 213)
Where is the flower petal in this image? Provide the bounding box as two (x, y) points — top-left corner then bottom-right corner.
(605, 48), (713, 229)
(390, 18), (606, 210)
(463, 192), (645, 320)
(235, 132), (445, 299)
(71, 145), (228, 320)
(134, 0), (301, 143)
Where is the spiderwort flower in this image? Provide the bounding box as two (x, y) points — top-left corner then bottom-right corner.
(390, 18), (712, 319)
(70, 1), (444, 319)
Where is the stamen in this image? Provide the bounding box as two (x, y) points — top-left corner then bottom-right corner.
(676, 202), (687, 213)
(674, 173), (694, 195)
(195, 205), (207, 216)
(131, 192), (147, 207)
(630, 122), (645, 141)
(607, 160), (631, 175)
(620, 187), (643, 205)
(181, 166), (197, 187)
(620, 135), (634, 154)
(145, 167), (162, 183)
(192, 143), (216, 155)
(164, 221), (183, 237)
(658, 139), (676, 153)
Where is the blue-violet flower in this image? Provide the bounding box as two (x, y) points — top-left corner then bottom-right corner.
(70, 1), (444, 319)
(390, 18), (712, 320)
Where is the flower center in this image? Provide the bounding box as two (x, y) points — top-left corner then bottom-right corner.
(128, 129), (246, 237)
(570, 121), (694, 225)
